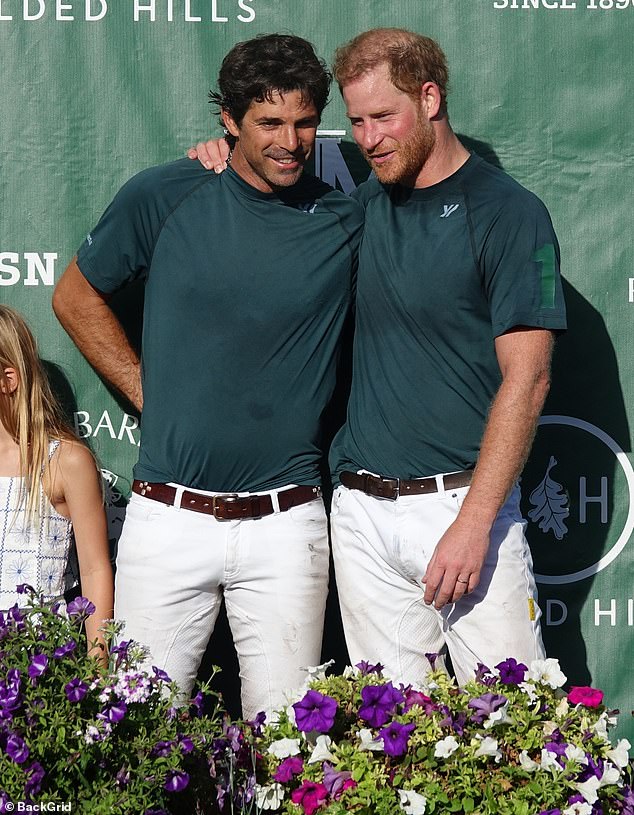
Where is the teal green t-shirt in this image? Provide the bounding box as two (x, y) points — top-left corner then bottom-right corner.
(330, 153), (566, 481)
(77, 160), (363, 492)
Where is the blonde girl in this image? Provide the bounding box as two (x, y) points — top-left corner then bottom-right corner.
(0, 305), (113, 653)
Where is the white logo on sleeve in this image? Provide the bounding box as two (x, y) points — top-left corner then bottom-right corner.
(441, 204), (460, 218)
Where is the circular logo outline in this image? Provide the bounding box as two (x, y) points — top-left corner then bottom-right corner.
(533, 415), (634, 585)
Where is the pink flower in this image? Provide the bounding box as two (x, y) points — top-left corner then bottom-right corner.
(291, 780), (329, 815)
(567, 686), (604, 708)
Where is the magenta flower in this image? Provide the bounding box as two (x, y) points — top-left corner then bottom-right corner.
(6, 732), (30, 764)
(291, 780), (329, 815)
(468, 693), (508, 724)
(293, 690), (337, 733)
(402, 687), (436, 714)
(379, 720), (415, 757)
(53, 640), (77, 659)
(495, 657), (528, 685)
(274, 755), (304, 783)
(67, 597), (96, 618)
(567, 686), (604, 708)
(358, 683), (404, 728)
(164, 770), (189, 793)
(28, 654), (49, 680)
(64, 678), (88, 702)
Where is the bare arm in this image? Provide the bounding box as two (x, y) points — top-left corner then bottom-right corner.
(422, 327), (554, 609)
(53, 257), (143, 411)
(187, 138), (231, 173)
(51, 441), (114, 659)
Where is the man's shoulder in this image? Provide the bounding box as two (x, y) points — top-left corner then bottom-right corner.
(117, 157), (216, 206)
(465, 155), (549, 215)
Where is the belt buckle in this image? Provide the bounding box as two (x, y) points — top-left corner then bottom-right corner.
(377, 475), (399, 500)
(212, 493), (240, 519)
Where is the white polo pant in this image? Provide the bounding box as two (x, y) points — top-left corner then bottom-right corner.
(114, 487), (329, 719)
(331, 481), (545, 688)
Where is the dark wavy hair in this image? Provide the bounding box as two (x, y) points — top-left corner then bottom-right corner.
(209, 34), (331, 126)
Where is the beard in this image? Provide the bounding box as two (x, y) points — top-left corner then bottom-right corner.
(363, 115), (436, 185)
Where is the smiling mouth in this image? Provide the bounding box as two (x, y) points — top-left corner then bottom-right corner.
(269, 155), (303, 168)
(368, 151), (395, 164)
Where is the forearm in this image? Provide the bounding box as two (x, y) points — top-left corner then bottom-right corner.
(81, 565), (114, 661)
(458, 366), (550, 530)
(53, 258), (143, 411)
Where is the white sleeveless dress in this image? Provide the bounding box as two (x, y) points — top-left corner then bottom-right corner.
(0, 440), (75, 608)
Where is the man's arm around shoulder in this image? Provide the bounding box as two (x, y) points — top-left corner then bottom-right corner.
(53, 257), (143, 411)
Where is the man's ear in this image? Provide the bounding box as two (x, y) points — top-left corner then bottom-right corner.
(0, 367), (19, 395)
(222, 110), (241, 139)
(420, 81), (442, 120)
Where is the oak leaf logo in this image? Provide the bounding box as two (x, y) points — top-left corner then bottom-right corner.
(528, 456), (570, 540)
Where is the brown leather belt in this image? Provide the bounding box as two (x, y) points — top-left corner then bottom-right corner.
(340, 469), (472, 500)
(132, 480), (321, 520)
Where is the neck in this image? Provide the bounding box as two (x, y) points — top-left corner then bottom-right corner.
(412, 126), (470, 189)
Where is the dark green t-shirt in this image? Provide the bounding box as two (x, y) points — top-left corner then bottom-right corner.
(77, 160), (363, 492)
(330, 153), (566, 481)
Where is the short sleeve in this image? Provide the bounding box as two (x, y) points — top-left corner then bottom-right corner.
(480, 192), (567, 337)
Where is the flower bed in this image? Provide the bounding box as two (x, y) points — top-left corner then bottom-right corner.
(1, 592), (632, 815)
(249, 658), (633, 815)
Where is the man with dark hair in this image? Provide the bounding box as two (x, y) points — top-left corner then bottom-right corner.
(194, 25), (566, 690)
(53, 34), (363, 717)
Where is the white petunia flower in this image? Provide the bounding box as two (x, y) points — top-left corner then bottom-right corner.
(302, 659), (335, 682)
(484, 701), (512, 729)
(576, 776), (601, 805)
(519, 750), (539, 771)
(357, 728), (384, 752)
(308, 734), (334, 764)
(592, 711), (617, 743)
(564, 744), (588, 765)
(474, 736), (502, 762)
(555, 697), (570, 718)
(563, 802), (592, 815)
(600, 761), (621, 787)
(343, 665), (355, 678)
(398, 788), (427, 814)
(518, 681), (538, 702)
(528, 658), (567, 689)
(267, 738), (301, 759)
(540, 748), (563, 773)
(434, 735), (460, 758)
(255, 783), (285, 810)
(607, 738), (631, 769)
(542, 721), (558, 737)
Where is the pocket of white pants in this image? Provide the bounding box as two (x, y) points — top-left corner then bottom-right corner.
(124, 493), (171, 524)
(288, 498), (327, 527)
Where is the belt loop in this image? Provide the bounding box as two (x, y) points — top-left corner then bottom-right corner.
(270, 488), (281, 514)
(173, 485), (185, 510)
(435, 473), (446, 499)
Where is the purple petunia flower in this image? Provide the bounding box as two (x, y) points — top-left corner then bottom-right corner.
(439, 708), (468, 736)
(24, 761), (45, 797)
(322, 762), (356, 800)
(28, 654), (49, 680)
(151, 740), (174, 758)
(101, 701), (127, 723)
(358, 683), (404, 728)
(495, 657), (528, 685)
(274, 755), (304, 783)
(468, 693), (508, 724)
(152, 665), (171, 683)
(293, 689), (338, 733)
(53, 640), (77, 659)
(537, 811), (561, 815)
(64, 678), (88, 703)
(67, 596), (96, 618)
(178, 735), (194, 755)
(425, 652), (440, 670)
(247, 710), (267, 736)
(144, 810), (170, 815)
(164, 770), (189, 793)
(6, 733), (30, 764)
(356, 660), (384, 676)
(379, 720), (415, 757)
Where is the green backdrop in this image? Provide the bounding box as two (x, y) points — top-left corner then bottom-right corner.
(2, 0), (633, 736)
